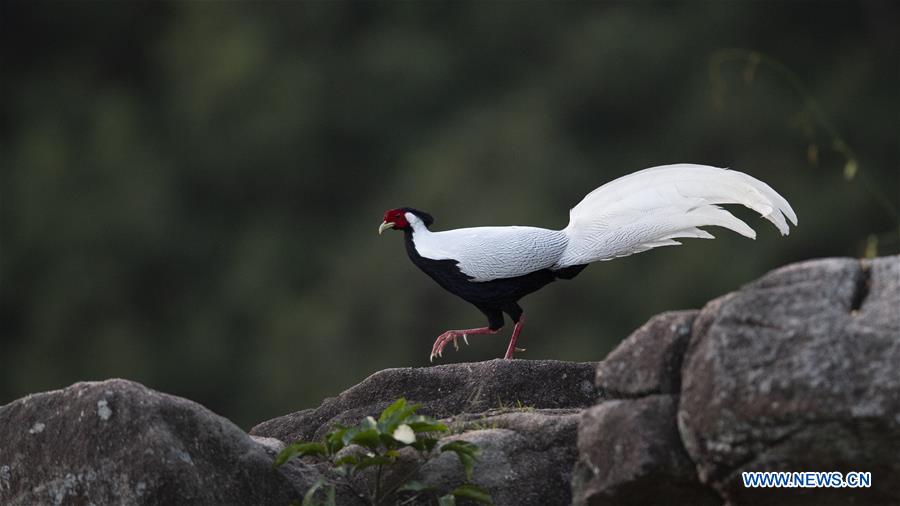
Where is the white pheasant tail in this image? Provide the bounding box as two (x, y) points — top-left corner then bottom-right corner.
(552, 163), (797, 268)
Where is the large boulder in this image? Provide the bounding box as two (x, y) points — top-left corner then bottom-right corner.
(575, 255), (900, 506)
(251, 358), (597, 442)
(573, 312), (719, 506)
(251, 359), (598, 506)
(420, 409), (581, 505)
(679, 255), (900, 505)
(0, 379), (302, 505)
(573, 395), (720, 506)
(595, 310), (697, 397)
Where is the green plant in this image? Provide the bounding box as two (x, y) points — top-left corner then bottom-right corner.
(274, 398), (493, 506)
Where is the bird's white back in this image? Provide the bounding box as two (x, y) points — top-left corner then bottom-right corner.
(407, 213), (568, 282)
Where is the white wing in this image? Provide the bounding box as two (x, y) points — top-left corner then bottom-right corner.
(554, 164), (797, 268)
(413, 225), (568, 282)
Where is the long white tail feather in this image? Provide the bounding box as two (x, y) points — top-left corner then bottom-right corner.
(554, 164), (797, 268)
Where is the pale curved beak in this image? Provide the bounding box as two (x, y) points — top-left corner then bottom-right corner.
(378, 221), (394, 235)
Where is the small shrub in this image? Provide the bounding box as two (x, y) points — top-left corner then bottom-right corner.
(274, 398), (493, 506)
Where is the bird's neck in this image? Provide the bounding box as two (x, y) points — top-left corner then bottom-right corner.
(407, 218), (432, 238)
(404, 218), (434, 260)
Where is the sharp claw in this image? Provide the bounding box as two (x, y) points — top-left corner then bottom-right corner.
(515, 347), (526, 352)
(453, 336), (459, 351)
(463, 334), (469, 346)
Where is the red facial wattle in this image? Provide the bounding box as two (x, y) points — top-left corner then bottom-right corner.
(382, 209), (409, 229)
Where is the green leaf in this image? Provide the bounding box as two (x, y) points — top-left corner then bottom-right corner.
(408, 422), (447, 433)
(333, 455), (360, 467)
(379, 432), (400, 449)
(451, 484), (493, 504)
(406, 415), (449, 434)
(437, 494), (457, 506)
(411, 437), (438, 452)
(441, 440), (481, 456)
(864, 234), (879, 259)
(843, 159), (859, 180)
(378, 398), (408, 423)
(397, 480), (432, 493)
(359, 416), (378, 431)
(458, 453), (477, 480)
(356, 455), (394, 470)
(378, 398), (423, 433)
(325, 426), (347, 454)
(348, 428), (381, 449)
(441, 441), (481, 480)
(301, 478), (335, 506)
(340, 427), (358, 447)
(275, 442), (327, 467)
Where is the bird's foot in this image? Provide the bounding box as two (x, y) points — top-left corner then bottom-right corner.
(502, 315), (527, 359)
(430, 331), (464, 361)
(430, 326), (500, 362)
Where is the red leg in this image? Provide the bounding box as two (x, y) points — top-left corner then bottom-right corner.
(430, 326), (501, 362)
(503, 314), (526, 359)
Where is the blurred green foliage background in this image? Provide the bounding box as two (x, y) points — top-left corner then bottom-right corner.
(2, 1), (898, 429)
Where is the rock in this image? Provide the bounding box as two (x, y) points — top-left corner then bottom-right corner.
(574, 311), (717, 505)
(426, 409), (582, 505)
(596, 310), (697, 398)
(251, 358), (598, 443)
(863, 253), (900, 329)
(572, 395), (720, 506)
(250, 436), (287, 457)
(250, 359), (596, 506)
(353, 409), (582, 506)
(678, 255), (900, 505)
(0, 379), (301, 505)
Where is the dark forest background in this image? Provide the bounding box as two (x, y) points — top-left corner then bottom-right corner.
(2, 1), (898, 429)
